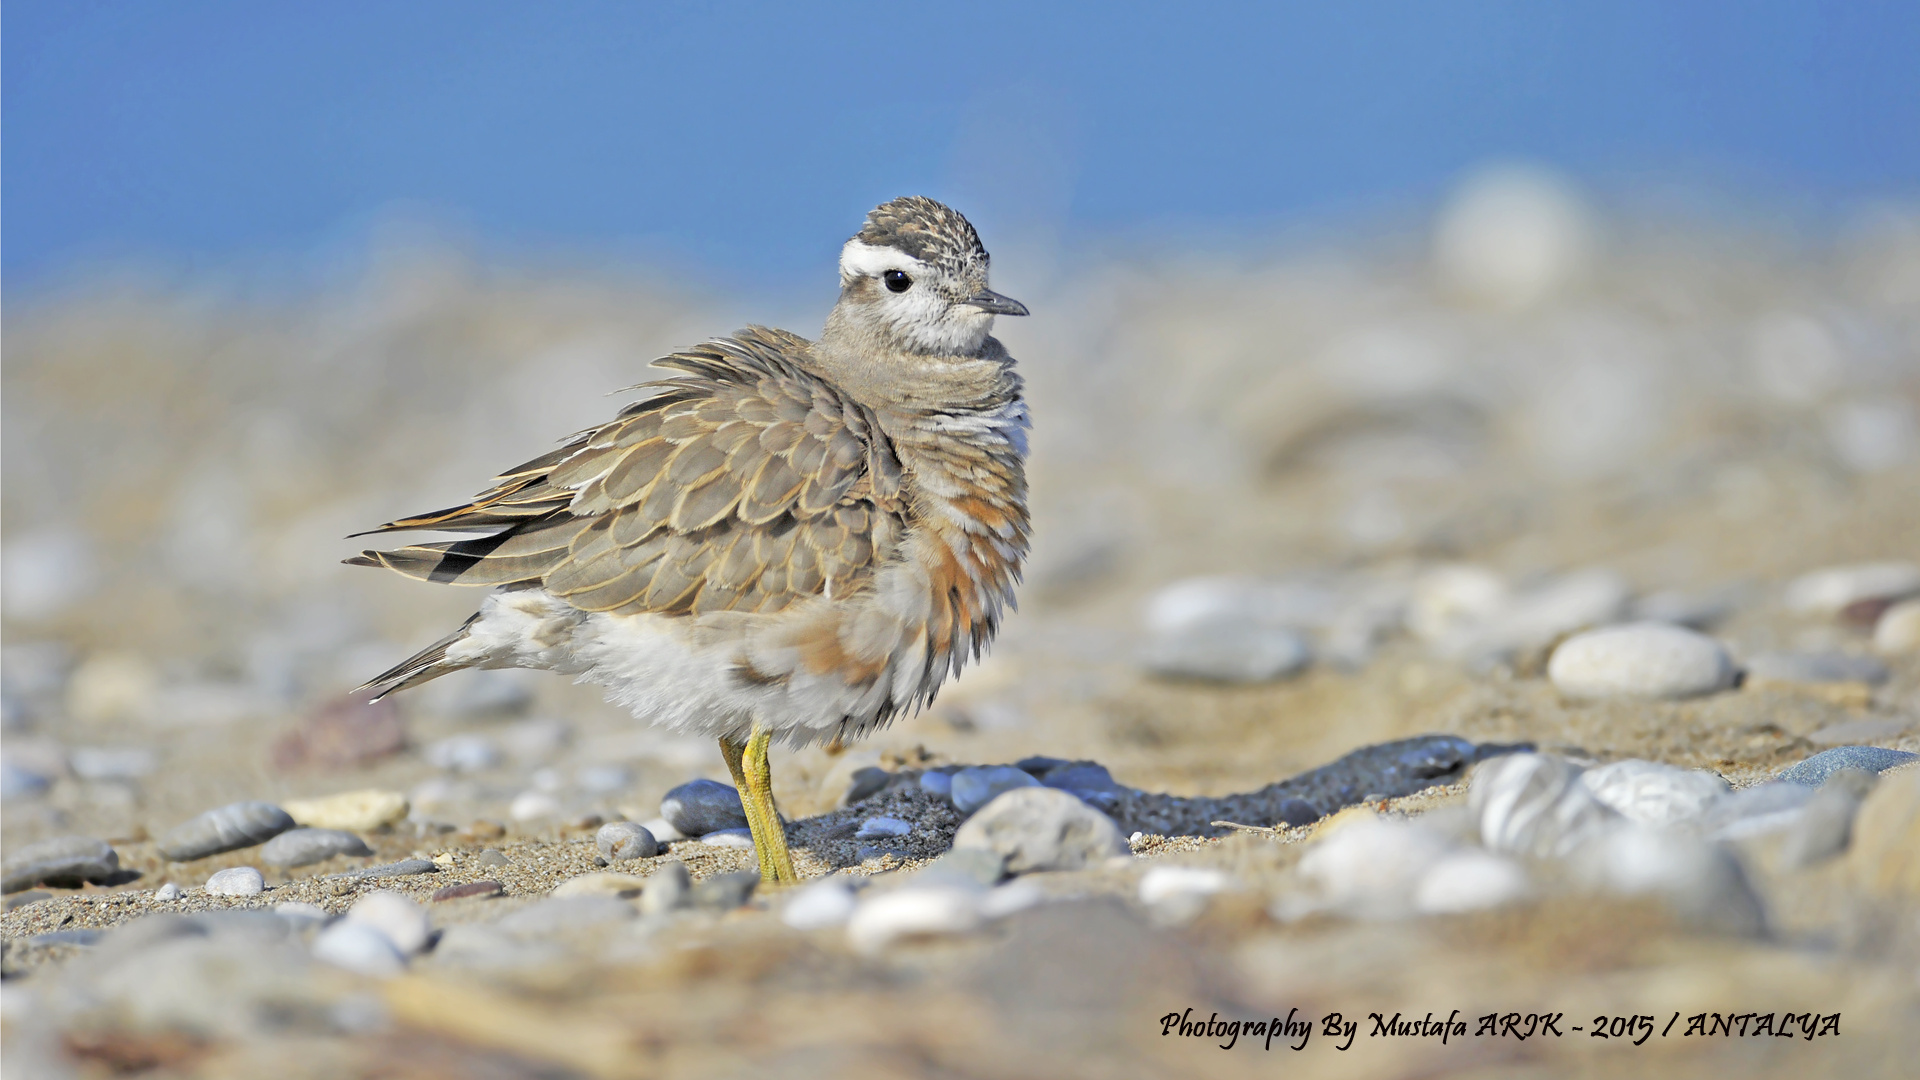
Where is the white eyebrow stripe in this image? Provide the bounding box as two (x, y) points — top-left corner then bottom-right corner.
(839, 240), (924, 282)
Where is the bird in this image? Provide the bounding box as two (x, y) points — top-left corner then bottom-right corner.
(345, 196), (1031, 884)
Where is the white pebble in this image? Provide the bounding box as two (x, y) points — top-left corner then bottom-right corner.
(1547, 623), (1735, 700)
(641, 817), (685, 843)
(1297, 817), (1454, 917)
(781, 879), (859, 930)
(1784, 561), (1920, 615)
(347, 890), (430, 955)
(1472, 754), (1620, 858)
(978, 880), (1045, 919)
(1579, 760), (1729, 828)
(1414, 850), (1531, 914)
(854, 816), (913, 840)
(1875, 599), (1920, 655)
(846, 887), (982, 954)
(153, 882), (182, 901)
(1571, 825), (1765, 935)
(274, 901), (330, 926)
(699, 829), (755, 848)
(205, 866), (265, 897)
(313, 920), (408, 976)
(1137, 866), (1233, 906)
(508, 791), (561, 822)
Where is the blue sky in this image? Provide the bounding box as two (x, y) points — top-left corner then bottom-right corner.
(4, 2), (1917, 294)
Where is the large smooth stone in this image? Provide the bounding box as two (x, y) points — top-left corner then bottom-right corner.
(1847, 768), (1920, 900)
(951, 787), (1127, 874)
(283, 790), (408, 832)
(1141, 620), (1311, 684)
(949, 766), (1040, 814)
(2, 836), (119, 893)
(1579, 760), (1729, 827)
(260, 828), (374, 869)
(1571, 826), (1766, 936)
(1777, 746), (1919, 787)
(1472, 753), (1619, 858)
(1546, 623), (1736, 700)
(1783, 562), (1920, 615)
(157, 802), (296, 862)
(595, 821), (658, 861)
(658, 779), (747, 837)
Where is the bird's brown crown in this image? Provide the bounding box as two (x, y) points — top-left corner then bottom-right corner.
(853, 196), (989, 279)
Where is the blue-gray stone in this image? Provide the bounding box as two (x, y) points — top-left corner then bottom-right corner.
(260, 828), (374, 869)
(325, 858), (437, 881)
(690, 870), (759, 911)
(596, 820), (658, 861)
(1274, 798), (1321, 827)
(157, 801), (296, 862)
(2, 836), (119, 893)
(1039, 762), (1120, 793)
(1778, 746), (1918, 787)
(659, 779), (748, 836)
(842, 766), (892, 805)
(951, 766), (1041, 813)
(1704, 782), (1814, 840)
(918, 771), (954, 800)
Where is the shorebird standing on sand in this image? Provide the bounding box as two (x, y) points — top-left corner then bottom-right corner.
(347, 197), (1031, 885)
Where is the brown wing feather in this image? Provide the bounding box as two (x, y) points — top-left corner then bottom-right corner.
(347, 328), (906, 618)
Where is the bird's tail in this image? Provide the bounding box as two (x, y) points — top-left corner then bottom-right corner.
(357, 612), (484, 702)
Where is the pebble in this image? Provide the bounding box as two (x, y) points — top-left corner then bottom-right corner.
(1296, 815), (1454, 917)
(639, 861), (692, 915)
(1, 835), (120, 893)
(498, 896), (635, 936)
(1778, 781), (1867, 869)
(596, 821), (658, 861)
(432, 880), (505, 902)
(659, 778), (748, 836)
(283, 789), (409, 832)
(1413, 850), (1531, 914)
(689, 870), (759, 911)
(842, 766), (893, 805)
(1033, 761), (1122, 795)
(1141, 620), (1312, 684)
(326, 859), (438, 882)
(206, 866), (266, 897)
(260, 828), (375, 869)
(1873, 598), (1920, 654)
(847, 886), (983, 954)
(1272, 798), (1322, 827)
(1472, 754), (1619, 858)
(313, 920), (407, 976)
(1703, 782), (1813, 840)
(640, 817), (685, 843)
(1783, 561), (1920, 615)
(552, 872), (647, 899)
(854, 816), (913, 840)
(1777, 746), (1919, 787)
(699, 828), (755, 848)
(1572, 826), (1765, 936)
(951, 786), (1128, 873)
(1546, 623), (1736, 700)
(153, 882), (182, 901)
(421, 734), (502, 773)
(1578, 760), (1729, 827)
(346, 891), (430, 954)
(271, 693), (406, 771)
(782, 878), (860, 929)
(508, 791), (562, 822)
(1628, 586), (1743, 630)
(918, 771), (954, 800)
(1845, 768), (1920, 900)
(950, 766), (1040, 813)
(918, 847), (1008, 888)
(157, 801), (296, 862)
(1137, 866), (1233, 923)
(1745, 651), (1889, 688)
(273, 901), (329, 927)
(476, 849), (511, 868)
(5, 891), (49, 911)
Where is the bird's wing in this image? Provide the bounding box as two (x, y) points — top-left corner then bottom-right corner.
(346, 327), (906, 617)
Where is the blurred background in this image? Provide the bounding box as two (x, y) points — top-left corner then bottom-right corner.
(5, 2), (1919, 838)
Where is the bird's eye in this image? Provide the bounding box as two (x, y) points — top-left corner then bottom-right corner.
(883, 269), (913, 293)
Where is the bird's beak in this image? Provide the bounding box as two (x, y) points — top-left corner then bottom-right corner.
(960, 288), (1029, 316)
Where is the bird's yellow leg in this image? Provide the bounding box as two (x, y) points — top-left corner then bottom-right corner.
(719, 735), (769, 866)
(742, 726), (798, 885)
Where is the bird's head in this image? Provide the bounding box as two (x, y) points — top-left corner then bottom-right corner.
(827, 196), (1027, 357)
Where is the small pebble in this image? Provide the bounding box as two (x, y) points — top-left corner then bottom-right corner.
(157, 801), (295, 862)
(1297, 816), (1454, 917)
(640, 861), (692, 916)
(1783, 561), (1920, 615)
(918, 771), (954, 800)
(847, 886), (983, 953)
(854, 816), (913, 840)
(326, 859), (438, 881)
(1703, 782), (1814, 840)
(1414, 850), (1531, 914)
(1141, 620), (1312, 684)
(313, 920), (407, 976)
(1873, 598), (1920, 654)
(1745, 651), (1890, 688)
(918, 847), (1007, 888)
(951, 786), (1128, 873)
(477, 849), (511, 868)
(206, 866), (266, 897)
(690, 870), (759, 911)
(640, 817), (685, 843)
(1, 835), (120, 893)
(260, 828), (376, 869)
(153, 882), (182, 901)
(284, 789), (409, 833)
(1137, 865), (1232, 921)
(950, 766), (1040, 813)
(1572, 826), (1765, 936)
(432, 880), (505, 902)
(699, 828), (755, 848)
(346, 891), (430, 954)
(1579, 760), (1729, 827)
(274, 901), (330, 925)
(508, 791), (562, 822)
(5, 891), (51, 911)
(498, 897), (634, 936)
(1546, 623), (1736, 700)
(782, 878), (860, 929)
(841, 766), (892, 805)
(552, 872), (647, 898)
(1472, 754), (1619, 858)
(659, 779), (748, 836)
(1037, 762), (1120, 794)
(1777, 746), (1920, 787)
(595, 821), (658, 861)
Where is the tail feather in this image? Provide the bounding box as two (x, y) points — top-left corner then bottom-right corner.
(358, 612), (483, 701)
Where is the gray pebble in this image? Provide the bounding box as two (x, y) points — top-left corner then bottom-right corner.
(325, 859), (438, 881)
(842, 766), (892, 805)
(596, 821), (658, 861)
(918, 771), (954, 801)
(313, 920), (406, 976)
(1547, 623), (1736, 700)
(951, 786), (1128, 873)
(640, 861), (692, 916)
(477, 848), (511, 867)
(659, 779), (748, 837)
(1778, 782), (1865, 869)
(1703, 782), (1813, 840)
(1745, 651), (1890, 687)
(1573, 827), (1766, 936)
(1141, 620), (1312, 684)
(690, 870), (759, 911)
(854, 816), (912, 840)
(918, 847), (1007, 887)
(206, 866), (265, 897)
(1777, 746), (1918, 787)
(157, 801), (296, 862)
(1037, 762), (1120, 794)
(497, 896), (634, 936)
(1273, 798), (1321, 827)
(951, 766), (1040, 813)
(261, 828), (375, 869)
(153, 882), (182, 901)
(1, 835), (120, 893)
